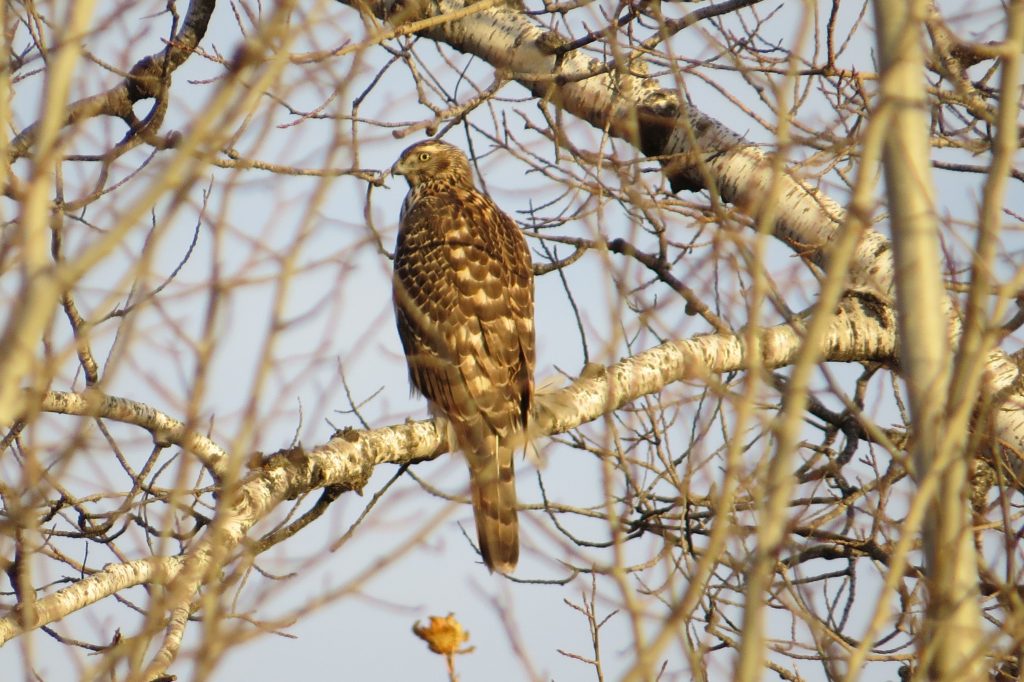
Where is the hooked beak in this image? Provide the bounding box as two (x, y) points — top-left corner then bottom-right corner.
(373, 161), (401, 188)
(389, 158), (408, 178)
(387, 159), (413, 188)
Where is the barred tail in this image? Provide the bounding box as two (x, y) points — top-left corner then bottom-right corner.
(466, 432), (518, 574)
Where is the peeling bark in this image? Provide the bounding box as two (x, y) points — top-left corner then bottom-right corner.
(340, 0), (1024, 466)
(2, 297), (897, 648)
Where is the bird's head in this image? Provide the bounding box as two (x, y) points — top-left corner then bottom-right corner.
(391, 140), (473, 188)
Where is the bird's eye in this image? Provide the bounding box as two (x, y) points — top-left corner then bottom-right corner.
(418, 152), (430, 161)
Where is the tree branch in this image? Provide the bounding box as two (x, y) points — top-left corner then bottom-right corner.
(337, 0), (1024, 468)
(4, 294), (897, 648)
(0, 556), (185, 644)
(39, 391), (229, 477)
(8, 0), (215, 159)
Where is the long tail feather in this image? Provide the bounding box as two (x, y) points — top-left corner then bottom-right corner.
(466, 432), (518, 573)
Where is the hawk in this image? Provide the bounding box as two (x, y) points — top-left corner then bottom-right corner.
(391, 140), (534, 574)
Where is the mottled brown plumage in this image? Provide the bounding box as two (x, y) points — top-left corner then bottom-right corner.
(391, 140), (534, 574)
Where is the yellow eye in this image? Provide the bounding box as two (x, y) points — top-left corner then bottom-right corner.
(418, 152), (430, 161)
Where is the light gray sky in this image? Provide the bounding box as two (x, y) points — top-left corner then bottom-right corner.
(3, 0), (1021, 680)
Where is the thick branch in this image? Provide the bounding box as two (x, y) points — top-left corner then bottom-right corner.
(39, 390), (229, 476)
(0, 295), (895, 647)
(876, 1), (982, 678)
(339, 0), (1024, 466)
(8, 0), (215, 158)
(0, 556), (184, 644)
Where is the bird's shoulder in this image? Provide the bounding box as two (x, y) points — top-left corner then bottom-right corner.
(402, 178), (492, 215)
(400, 179), (522, 244)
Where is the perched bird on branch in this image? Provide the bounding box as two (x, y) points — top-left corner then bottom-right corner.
(390, 140), (535, 574)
